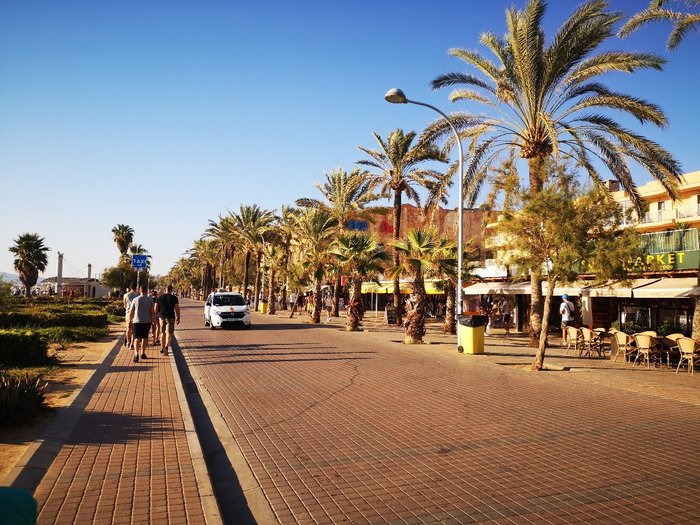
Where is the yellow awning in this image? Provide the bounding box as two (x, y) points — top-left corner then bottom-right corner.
(361, 279), (446, 295)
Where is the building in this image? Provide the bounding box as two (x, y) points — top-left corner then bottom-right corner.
(38, 277), (110, 298)
(462, 170), (700, 334)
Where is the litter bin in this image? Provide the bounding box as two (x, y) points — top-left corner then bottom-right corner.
(456, 314), (489, 354)
(258, 300), (268, 314)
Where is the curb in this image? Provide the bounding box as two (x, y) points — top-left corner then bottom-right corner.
(168, 341), (223, 525)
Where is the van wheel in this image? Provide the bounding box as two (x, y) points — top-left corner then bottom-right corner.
(210, 322), (216, 330)
(204, 318), (209, 327)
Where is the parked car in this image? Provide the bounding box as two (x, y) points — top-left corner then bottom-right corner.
(204, 292), (251, 329)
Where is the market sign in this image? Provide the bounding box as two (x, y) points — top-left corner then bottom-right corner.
(580, 250), (700, 273)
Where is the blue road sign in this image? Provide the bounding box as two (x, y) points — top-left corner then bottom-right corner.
(131, 254), (148, 269)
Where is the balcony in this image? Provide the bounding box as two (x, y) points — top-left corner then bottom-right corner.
(639, 228), (699, 254)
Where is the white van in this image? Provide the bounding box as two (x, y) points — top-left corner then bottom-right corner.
(204, 292), (251, 329)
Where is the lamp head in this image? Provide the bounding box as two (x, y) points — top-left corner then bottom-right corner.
(384, 88), (407, 104)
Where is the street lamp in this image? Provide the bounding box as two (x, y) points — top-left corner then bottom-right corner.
(384, 88), (465, 351)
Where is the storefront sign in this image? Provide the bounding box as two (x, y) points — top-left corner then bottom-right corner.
(581, 250), (700, 273)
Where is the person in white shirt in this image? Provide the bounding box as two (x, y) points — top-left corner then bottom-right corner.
(560, 294), (575, 344)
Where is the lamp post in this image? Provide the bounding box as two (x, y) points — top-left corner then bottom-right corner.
(384, 88), (464, 351)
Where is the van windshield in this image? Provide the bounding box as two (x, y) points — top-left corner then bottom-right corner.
(213, 295), (246, 306)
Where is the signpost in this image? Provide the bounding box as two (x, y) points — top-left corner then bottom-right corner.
(131, 255), (149, 288)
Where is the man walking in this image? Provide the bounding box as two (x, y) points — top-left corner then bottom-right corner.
(560, 294), (575, 345)
(128, 284), (156, 362)
(122, 283), (138, 349)
(155, 284), (180, 356)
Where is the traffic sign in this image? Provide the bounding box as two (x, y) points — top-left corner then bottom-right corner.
(131, 255), (149, 269)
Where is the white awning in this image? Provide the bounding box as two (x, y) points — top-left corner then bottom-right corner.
(631, 277), (700, 298)
(587, 279), (661, 298)
(503, 282), (531, 294)
(462, 282), (511, 295)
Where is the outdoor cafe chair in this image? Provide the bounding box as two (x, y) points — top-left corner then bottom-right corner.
(565, 326), (583, 356)
(662, 333), (685, 369)
(638, 330), (657, 337)
(633, 333), (662, 369)
(580, 327), (603, 358)
(612, 331), (635, 365)
(675, 337), (700, 375)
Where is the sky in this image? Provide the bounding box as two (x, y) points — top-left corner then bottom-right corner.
(1, 0), (699, 279)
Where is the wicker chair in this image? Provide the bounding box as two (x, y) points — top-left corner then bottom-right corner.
(565, 326), (583, 356)
(612, 331), (635, 365)
(676, 337), (700, 375)
(580, 327), (603, 357)
(633, 333), (662, 369)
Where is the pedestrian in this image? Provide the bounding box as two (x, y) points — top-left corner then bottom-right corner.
(155, 284), (181, 356)
(500, 296), (512, 336)
(560, 294), (575, 345)
(324, 294), (332, 322)
(128, 284), (156, 363)
(150, 289), (160, 346)
(122, 283), (138, 349)
(289, 291), (296, 310)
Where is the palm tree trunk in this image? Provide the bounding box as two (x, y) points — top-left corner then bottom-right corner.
(313, 277), (322, 324)
(393, 189), (403, 326)
(443, 285), (456, 334)
(346, 279), (363, 332)
(405, 274), (427, 344)
(332, 273), (342, 317)
(253, 251), (262, 312)
(267, 269), (276, 315)
(532, 280), (555, 370)
(528, 156), (546, 347)
(243, 251), (251, 300)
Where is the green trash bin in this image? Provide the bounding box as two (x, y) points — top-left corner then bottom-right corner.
(456, 314), (489, 354)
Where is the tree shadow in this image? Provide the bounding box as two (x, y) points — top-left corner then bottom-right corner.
(64, 411), (173, 445)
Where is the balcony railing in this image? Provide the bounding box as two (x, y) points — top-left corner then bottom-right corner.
(639, 228), (699, 254)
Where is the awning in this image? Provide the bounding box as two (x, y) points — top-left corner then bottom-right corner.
(630, 277), (700, 298)
(587, 278), (660, 298)
(361, 280), (444, 295)
(462, 281), (511, 295)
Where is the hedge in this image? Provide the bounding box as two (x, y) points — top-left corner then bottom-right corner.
(0, 330), (50, 367)
(0, 311), (109, 329)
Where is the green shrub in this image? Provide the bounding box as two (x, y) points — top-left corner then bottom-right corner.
(0, 330), (51, 367)
(104, 302), (126, 317)
(0, 310), (108, 329)
(36, 326), (108, 345)
(0, 372), (48, 425)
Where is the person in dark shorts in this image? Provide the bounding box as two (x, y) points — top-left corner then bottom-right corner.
(128, 284), (156, 362)
(150, 289), (160, 346)
(156, 284), (180, 356)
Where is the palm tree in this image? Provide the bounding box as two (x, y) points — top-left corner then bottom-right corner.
(276, 205), (299, 310)
(187, 239), (218, 299)
(205, 214), (239, 289)
(620, 0), (700, 50)
(387, 228), (454, 344)
(330, 232), (390, 331)
(428, 0), (682, 346)
(111, 224), (134, 260)
(357, 129), (447, 326)
(9, 233), (50, 297)
(291, 207), (338, 324)
(232, 205), (276, 309)
(297, 167), (379, 316)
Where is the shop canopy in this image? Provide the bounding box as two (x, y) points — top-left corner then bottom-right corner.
(628, 277), (700, 298)
(586, 278), (660, 298)
(361, 279), (445, 295)
(462, 281), (588, 296)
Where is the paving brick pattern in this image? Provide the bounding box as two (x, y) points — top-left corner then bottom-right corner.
(176, 300), (700, 524)
(33, 343), (206, 525)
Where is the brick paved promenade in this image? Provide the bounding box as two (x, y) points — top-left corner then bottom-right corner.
(3, 333), (218, 524)
(175, 300), (700, 524)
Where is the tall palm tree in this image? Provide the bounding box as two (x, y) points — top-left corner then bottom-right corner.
(187, 239), (218, 299)
(276, 205), (299, 309)
(330, 232), (389, 332)
(205, 214), (239, 289)
(232, 205), (276, 309)
(9, 233), (50, 297)
(111, 224), (134, 260)
(357, 129), (447, 326)
(428, 0), (682, 346)
(387, 228), (454, 344)
(291, 207), (338, 324)
(297, 167), (379, 316)
(620, 0), (700, 50)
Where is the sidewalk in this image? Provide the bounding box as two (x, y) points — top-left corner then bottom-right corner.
(2, 337), (218, 524)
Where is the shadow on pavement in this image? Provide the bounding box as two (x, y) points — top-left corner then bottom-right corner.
(187, 356), (374, 366)
(171, 338), (257, 525)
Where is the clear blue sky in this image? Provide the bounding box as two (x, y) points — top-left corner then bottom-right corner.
(1, 1), (699, 278)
